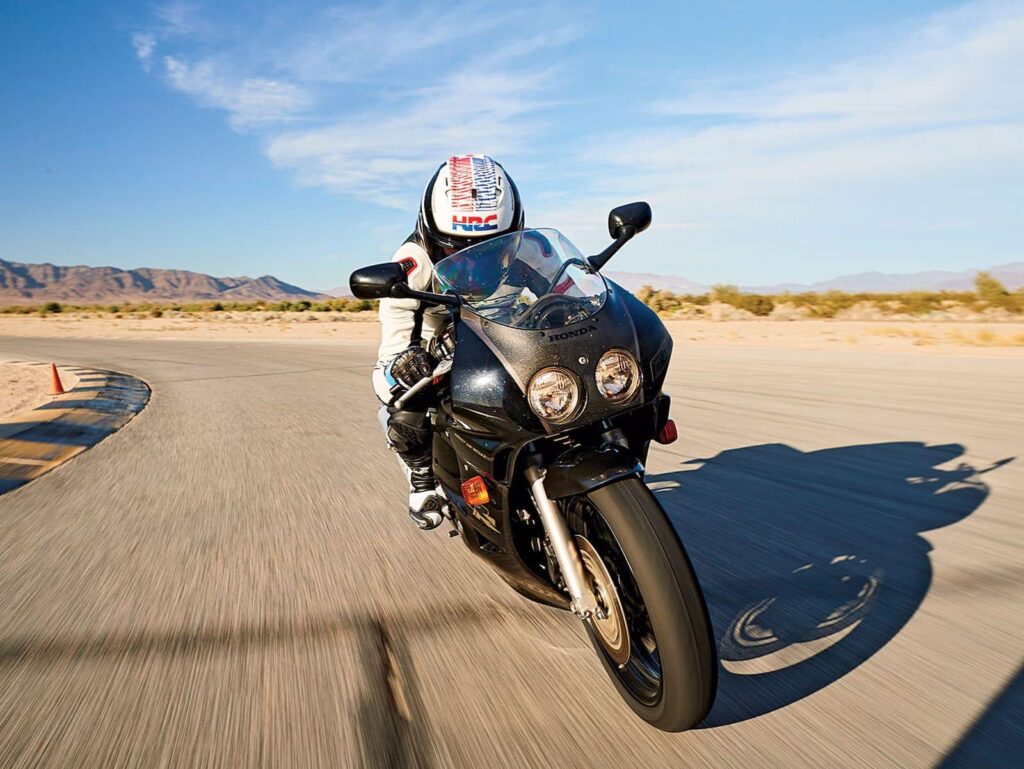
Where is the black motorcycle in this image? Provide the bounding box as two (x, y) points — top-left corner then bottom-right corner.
(350, 203), (717, 731)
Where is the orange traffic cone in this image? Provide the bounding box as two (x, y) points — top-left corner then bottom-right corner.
(50, 363), (65, 395)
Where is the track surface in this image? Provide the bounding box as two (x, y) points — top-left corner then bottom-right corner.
(0, 336), (1021, 768)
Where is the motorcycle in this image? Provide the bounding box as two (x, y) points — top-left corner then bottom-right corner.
(349, 203), (717, 731)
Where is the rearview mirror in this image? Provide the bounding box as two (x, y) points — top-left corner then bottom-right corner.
(608, 202), (652, 239)
(589, 201), (654, 271)
(349, 262), (407, 299)
(349, 261), (460, 307)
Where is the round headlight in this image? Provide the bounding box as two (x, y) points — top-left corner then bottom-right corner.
(528, 367), (582, 423)
(595, 349), (641, 403)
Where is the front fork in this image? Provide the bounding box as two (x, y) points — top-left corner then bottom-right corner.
(524, 465), (602, 619)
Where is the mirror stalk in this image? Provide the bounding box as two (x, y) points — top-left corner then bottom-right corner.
(391, 283), (460, 307)
(587, 225), (636, 272)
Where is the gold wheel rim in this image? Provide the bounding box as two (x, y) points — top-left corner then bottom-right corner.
(575, 535), (630, 666)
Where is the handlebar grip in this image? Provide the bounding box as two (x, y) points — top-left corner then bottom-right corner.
(393, 375), (433, 410)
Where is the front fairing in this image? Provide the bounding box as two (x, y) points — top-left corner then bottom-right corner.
(449, 280), (671, 436)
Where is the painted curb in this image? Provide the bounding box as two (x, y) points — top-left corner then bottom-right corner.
(0, 364), (150, 494)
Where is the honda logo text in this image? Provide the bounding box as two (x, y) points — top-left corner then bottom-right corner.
(548, 325), (597, 342)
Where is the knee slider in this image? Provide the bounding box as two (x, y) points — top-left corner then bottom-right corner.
(385, 411), (430, 455)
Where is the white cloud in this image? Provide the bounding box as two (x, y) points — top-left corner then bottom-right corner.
(129, 0), (1022, 281)
(133, 1), (578, 199)
(274, 1), (584, 84)
(163, 56), (310, 128)
(545, 1), (1024, 267)
(265, 69), (556, 207)
(132, 32), (156, 68)
(154, 1), (209, 38)
(624, 4), (1020, 181)
(654, 4), (1024, 125)
(278, 2), (506, 83)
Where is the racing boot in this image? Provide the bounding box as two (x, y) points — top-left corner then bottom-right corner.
(408, 465), (446, 530)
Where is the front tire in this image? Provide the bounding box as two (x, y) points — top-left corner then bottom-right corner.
(565, 477), (717, 731)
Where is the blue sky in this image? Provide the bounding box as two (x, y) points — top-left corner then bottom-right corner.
(1, 1), (1021, 290)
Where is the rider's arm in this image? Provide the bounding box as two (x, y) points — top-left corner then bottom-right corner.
(373, 241), (434, 403)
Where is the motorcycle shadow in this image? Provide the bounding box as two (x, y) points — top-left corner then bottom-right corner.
(647, 441), (1011, 728)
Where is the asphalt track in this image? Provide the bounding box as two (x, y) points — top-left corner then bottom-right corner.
(0, 335), (1021, 768)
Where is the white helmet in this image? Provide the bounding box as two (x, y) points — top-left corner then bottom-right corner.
(417, 154), (524, 257)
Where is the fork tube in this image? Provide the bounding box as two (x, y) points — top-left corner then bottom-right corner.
(525, 465), (599, 618)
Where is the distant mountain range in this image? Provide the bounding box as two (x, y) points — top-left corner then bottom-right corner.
(320, 286), (352, 298)
(604, 272), (709, 295)
(608, 261), (1024, 295)
(2, 258), (1021, 306)
(0, 259), (325, 304)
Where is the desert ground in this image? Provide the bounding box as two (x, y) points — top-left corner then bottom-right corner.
(0, 361), (80, 423)
(0, 317), (1020, 767)
(2, 312), (1023, 354)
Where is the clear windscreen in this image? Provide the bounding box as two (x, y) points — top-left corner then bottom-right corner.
(433, 229), (607, 330)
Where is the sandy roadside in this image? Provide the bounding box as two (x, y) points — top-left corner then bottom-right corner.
(0, 361), (81, 423)
(1, 313), (1023, 355)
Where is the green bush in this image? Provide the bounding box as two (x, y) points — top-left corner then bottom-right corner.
(975, 272), (1009, 304)
(710, 284), (741, 305)
(735, 294), (774, 316)
(649, 290), (683, 314)
(974, 271), (1020, 311)
(627, 286), (1019, 318)
(708, 285), (774, 316)
(0, 298), (385, 315)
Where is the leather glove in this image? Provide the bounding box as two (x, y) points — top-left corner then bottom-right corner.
(386, 346), (437, 394)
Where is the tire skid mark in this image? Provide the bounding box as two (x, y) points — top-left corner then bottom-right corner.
(0, 608), (468, 767)
(355, 617), (437, 769)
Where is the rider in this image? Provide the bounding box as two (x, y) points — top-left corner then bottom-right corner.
(372, 154), (524, 529)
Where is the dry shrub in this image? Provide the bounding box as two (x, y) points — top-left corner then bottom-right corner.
(946, 328), (1024, 346)
(768, 302), (810, 321)
(835, 301), (887, 321)
(910, 329), (934, 346)
(705, 302), (757, 321)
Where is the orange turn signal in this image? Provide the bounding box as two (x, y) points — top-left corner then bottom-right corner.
(461, 475), (490, 506)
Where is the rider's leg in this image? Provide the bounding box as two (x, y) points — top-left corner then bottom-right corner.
(381, 406), (445, 529)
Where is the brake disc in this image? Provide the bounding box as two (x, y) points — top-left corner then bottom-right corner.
(575, 534), (630, 666)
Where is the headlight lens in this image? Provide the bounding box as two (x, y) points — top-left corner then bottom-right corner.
(528, 367), (581, 423)
(595, 349), (641, 402)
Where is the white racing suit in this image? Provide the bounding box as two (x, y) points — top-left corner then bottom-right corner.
(372, 236), (449, 477)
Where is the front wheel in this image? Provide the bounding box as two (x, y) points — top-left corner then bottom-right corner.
(563, 478), (717, 731)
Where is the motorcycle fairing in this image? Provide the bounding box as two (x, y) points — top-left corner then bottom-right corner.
(457, 282), (645, 426)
